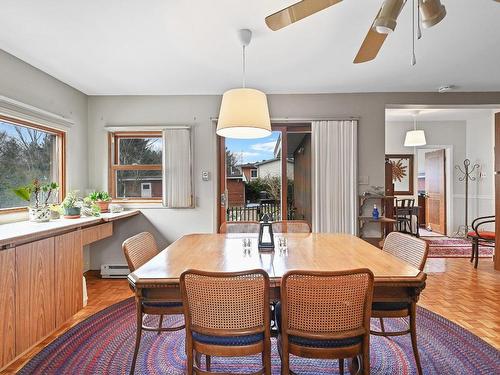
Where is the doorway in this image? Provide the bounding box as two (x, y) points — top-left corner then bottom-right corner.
(217, 123), (311, 232)
(423, 149), (447, 235)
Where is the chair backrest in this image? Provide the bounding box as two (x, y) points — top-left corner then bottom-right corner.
(180, 269), (270, 335)
(281, 269), (374, 339)
(272, 220), (311, 233)
(220, 221), (260, 234)
(382, 232), (429, 271)
(122, 232), (158, 272)
(395, 198), (415, 208)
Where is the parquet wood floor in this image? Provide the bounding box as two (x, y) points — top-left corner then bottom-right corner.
(2, 258), (499, 373)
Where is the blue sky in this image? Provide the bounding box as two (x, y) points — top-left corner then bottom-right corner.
(226, 131), (280, 164)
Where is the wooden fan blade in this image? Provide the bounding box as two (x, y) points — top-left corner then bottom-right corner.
(265, 0), (342, 31)
(353, 28), (388, 64)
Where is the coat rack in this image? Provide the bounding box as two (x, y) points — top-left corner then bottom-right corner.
(453, 159), (480, 237)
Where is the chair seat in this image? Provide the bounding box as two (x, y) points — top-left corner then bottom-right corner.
(467, 231), (495, 240)
(142, 300), (183, 308)
(192, 332), (264, 346)
(287, 335), (363, 348)
(372, 301), (410, 311)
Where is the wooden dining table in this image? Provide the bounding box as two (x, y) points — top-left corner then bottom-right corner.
(128, 233), (427, 304)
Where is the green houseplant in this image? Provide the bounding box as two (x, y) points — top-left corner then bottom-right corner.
(81, 197), (101, 217)
(13, 179), (59, 222)
(88, 191), (111, 213)
(62, 191), (82, 218)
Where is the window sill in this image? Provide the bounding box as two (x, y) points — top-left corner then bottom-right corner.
(111, 200), (164, 209)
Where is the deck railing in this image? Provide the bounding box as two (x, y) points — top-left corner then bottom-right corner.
(226, 203), (295, 222)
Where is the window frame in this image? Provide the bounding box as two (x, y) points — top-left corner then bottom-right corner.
(0, 114), (66, 214)
(108, 131), (163, 202)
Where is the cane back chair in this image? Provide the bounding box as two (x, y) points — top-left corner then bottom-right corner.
(272, 220), (311, 234)
(278, 269), (374, 375)
(180, 269), (272, 375)
(371, 231), (428, 375)
(219, 221), (260, 234)
(123, 232), (184, 374)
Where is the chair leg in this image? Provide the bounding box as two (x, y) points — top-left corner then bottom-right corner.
(206, 355), (211, 372)
(130, 301), (143, 375)
(409, 303), (423, 375)
(379, 317), (386, 334)
(339, 358), (345, 375)
(263, 341), (271, 375)
(470, 241), (475, 262)
(157, 314), (164, 334)
(474, 242), (479, 268)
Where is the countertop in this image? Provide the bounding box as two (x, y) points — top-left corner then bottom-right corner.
(0, 210), (140, 248)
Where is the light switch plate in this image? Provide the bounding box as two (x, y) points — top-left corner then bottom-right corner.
(201, 171), (210, 181)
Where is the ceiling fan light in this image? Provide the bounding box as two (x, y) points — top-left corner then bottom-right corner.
(372, 0), (405, 34)
(217, 88), (271, 139)
(419, 0), (446, 28)
(404, 130), (427, 147)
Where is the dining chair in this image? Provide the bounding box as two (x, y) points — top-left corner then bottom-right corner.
(180, 269), (272, 375)
(394, 198), (415, 234)
(467, 215), (495, 268)
(277, 269), (374, 375)
(272, 220), (311, 233)
(122, 232), (184, 375)
(219, 221), (260, 233)
(371, 231), (428, 375)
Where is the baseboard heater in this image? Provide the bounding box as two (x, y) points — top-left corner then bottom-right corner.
(101, 264), (130, 278)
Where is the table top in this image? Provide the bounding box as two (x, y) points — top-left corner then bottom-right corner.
(128, 233), (425, 288)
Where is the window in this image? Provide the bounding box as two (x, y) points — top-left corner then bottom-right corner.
(251, 169), (257, 178)
(0, 115), (65, 211)
(109, 132), (162, 200)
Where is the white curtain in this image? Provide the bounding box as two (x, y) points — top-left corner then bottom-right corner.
(162, 128), (193, 208)
(312, 120), (358, 234)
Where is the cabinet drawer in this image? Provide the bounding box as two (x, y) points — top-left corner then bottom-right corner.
(81, 223), (113, 245)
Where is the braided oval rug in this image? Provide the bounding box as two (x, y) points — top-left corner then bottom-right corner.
(19, 298), (500, 375)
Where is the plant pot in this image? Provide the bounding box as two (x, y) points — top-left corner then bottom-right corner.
(63, 206), (81, 218)
(29, 206), (51, 222)
(50, 210), (61, 220)
(96, 201), (109, 213)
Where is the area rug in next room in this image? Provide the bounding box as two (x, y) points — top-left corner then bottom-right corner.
(19, 298), (500, 375)
(426, 237), (494, 258)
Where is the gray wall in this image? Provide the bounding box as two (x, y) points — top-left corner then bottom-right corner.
(88, 93), (500, 268)
(0, 50), (89, 192)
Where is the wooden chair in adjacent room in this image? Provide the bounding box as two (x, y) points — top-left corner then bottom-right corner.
(219, 221), (260, 233)
(180, 269), (272, 375)
(370, 231), (429, 375)
(467, 215), (495, 268)
(272, 220), (311, 233)
(277, 269), (374, 375)
(122, 232), (184, 375)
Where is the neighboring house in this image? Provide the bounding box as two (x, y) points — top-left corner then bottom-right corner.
(119, 176), (162, 198)
(226, 165), (245, 207)
(239, 163), (258, 181)
(255, 158), (294, 180)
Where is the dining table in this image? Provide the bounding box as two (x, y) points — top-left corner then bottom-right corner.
(128, 233), (427, 305)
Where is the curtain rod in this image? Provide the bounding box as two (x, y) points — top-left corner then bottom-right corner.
(210, 116), (359, 122)
(104, 124), (191, 132)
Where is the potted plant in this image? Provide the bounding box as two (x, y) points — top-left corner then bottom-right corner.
(81, 197), (101, 217)
(88, 191), (111, 213)
(50, 204), (63, 220)
(62, 191), (82, 218)
(13, 179), (59, 222)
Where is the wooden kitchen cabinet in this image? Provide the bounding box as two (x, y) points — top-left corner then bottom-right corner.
(54, 230), (83, 327)
(15, 237), (56, 355)
(0, 248), (16, 366)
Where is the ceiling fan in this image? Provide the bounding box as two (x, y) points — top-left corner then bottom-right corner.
(265, 0), (449, 64)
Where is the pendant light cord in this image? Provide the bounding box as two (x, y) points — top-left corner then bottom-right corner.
(242, 44), (246, 88)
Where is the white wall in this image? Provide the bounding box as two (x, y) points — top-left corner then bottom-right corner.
(257, 160), (294, 180)
(465, 114), (495, 226)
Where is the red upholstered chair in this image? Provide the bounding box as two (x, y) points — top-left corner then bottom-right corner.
(467, 215), (495, 268)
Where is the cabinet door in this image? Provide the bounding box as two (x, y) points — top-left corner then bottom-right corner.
(16, 238), (55, 355)
(54, 230), (83, 326)
(0, 248), (16, 368)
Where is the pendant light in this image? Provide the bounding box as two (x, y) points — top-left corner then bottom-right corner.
(216, 29), (271, 139)
(419, 0), (446, 29)
(404, 111), (426, 147)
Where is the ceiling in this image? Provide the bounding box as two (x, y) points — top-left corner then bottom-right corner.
(1, 0), (500, 95)
(386, 108), (500, 122)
